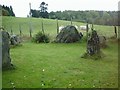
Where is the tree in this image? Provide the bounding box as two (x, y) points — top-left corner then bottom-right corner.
(40, 2), (48, 12)
(9, 6), (15, 16)
(49, 11), (56, 19)
(48, 10), (118, 26)
(39, 2), (49, 18)
(2, 5), (15, 16)
(31, 9), (40, 18)
(2, 9), (10, 16)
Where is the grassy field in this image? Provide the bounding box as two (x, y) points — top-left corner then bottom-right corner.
(2, 16), (118, 88)
(2, 41), (118, 88)
(2, 16), (116, 38)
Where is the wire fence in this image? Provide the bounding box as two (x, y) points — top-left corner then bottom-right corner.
(3, 18), (76, 38)
(3, 17), (118, 39)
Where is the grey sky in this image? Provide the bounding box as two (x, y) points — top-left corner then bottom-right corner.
(1, 0), (119, 17)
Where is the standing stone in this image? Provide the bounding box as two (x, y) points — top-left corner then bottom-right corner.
(0, 30), (2, 70)
(87, 30), (100, 55)
(1, 29), (12, 69)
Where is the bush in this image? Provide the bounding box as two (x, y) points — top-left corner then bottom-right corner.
(32, 32), (50, 43)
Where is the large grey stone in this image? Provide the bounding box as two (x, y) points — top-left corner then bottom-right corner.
(0, 30), (2, 69)
(2, 30), (12, 69)
(56, 25), (83, 43)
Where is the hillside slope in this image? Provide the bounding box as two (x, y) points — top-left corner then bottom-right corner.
(2, 16), (115, 38)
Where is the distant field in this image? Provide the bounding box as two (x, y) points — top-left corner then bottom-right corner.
(2, 16), (116, 38)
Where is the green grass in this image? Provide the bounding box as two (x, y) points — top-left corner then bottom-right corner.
(2, 16), (118, 88)
(2, 41), (118, 88)
(2, 16), (74, 37)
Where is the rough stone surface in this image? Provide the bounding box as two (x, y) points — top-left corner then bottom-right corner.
(87, 30), (100, 55)
(56, 25), (83, 43)
(0, 31), (2, 69)
(10, 35), (21, 45)
(2, 30), (12, 69)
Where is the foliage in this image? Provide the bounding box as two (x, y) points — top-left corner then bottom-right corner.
(32, 31), (49, 43)
(30, 2), (49, 18)
(29, 1), (118, 26)
(31, 9), (40, 18)
(49, 10), (118, 26)
(40, 11), (49, 18)
(31, 9), (49, 18)
(39, 2), (48, 12)
(1, 5), (15, 16)
(39, 2), (49, 18)
(30, 9), (118, 26)
(2, 9), (10, 16)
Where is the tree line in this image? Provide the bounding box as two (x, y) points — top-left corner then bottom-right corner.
(50, 10), (118, 26)
(30, 2), (118, 26)
(1, 5), (15, 16)
(32, 10), (118, 26)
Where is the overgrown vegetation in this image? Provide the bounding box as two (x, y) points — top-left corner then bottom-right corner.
(32, 31), (50, 43)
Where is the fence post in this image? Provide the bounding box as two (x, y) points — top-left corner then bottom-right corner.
(10, 26), (13, 35)
(19, 24), (22, 36)
(91, 23), (94, 31)
(29, 22), (32, 38)
(114, 26), (117, 38)
(56, 19), (59, 34)
(86, 23), (89, 41)
(41, 18), (44, 34)
(71, 17), (73, 25)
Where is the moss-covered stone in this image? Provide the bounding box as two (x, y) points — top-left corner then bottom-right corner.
(81, 30), (105, 60)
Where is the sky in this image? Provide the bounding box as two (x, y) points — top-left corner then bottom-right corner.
(0, 0), (119, 17)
